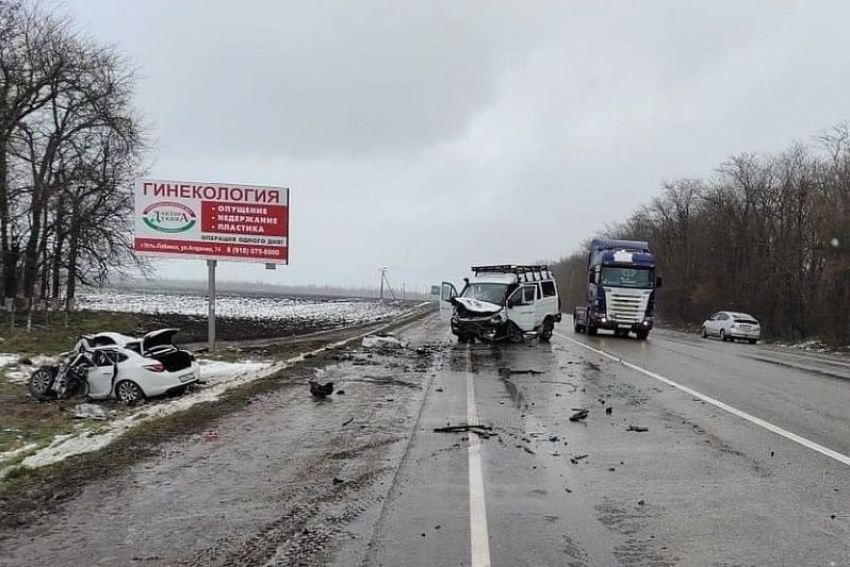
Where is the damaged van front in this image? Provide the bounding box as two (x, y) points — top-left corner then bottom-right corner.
(439, 265), (562, 343)
(450, 279), (513, 342)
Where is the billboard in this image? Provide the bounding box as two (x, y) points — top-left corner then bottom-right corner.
(134, 179), (289, 264)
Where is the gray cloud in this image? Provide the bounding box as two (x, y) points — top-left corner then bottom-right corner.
(63, 0), (850, 290)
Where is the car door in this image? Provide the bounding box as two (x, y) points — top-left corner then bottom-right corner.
(532, 283), (548, 327)
(713, 313), (729, 336)
(439, 282), (458, 322)
(507, 285), (537, 332)
(706, 313), (721, 335)
(86, 349), (118, 399)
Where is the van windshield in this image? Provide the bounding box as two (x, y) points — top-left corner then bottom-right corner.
(461, 283), (509, 305)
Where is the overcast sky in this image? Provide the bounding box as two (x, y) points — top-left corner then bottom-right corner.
(61, 0), (850, 291)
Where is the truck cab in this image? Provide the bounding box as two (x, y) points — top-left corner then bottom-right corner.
(573, 239), (661, 340)
(440, 265), (562, 343)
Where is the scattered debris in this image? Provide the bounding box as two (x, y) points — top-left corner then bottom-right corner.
(522, 446), (536, 455)
(498, 367), (544, 377)
(72, 403), (109, 421)
(570, 454), (589, 464)
(548, 435), (559, 442)
(627, 425), (649, 433)
(332, 477), (345, 485)
(605, 407), (613, 415)
(608, 467), (616, 472)
(435, 387), (444, 393)
(569, 409), (589, 422)
(564, 487), (573, 493)
(434, 424), (495, 438)
(336, 389), (346, 395)
(435, 525), (441, 530)
(309, 381), (334, 398)
(362, 334), (406, 349)
(342, 417), (354, 427)
(638, 500), (646, 506)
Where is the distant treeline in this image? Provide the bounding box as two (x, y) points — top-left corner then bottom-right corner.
(552, 123), (850, 346)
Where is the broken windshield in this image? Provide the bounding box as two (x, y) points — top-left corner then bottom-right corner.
(461, 283), (509, 305)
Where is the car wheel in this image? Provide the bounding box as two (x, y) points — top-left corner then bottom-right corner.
(115, 380), (145, 405)
(748, 339), (757, 344)
(720, 329), (728, 342)
(507, 322), (524, 343)
(28, 366), (57, 400)
(540, 319), (554, 342)
(701, 327), (708, 338)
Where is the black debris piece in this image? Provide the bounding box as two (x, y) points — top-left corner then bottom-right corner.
(627, 425), (649, 433)
(570, 454), (589, 465)
(336, 390), (345, 395)
(549, 436), (559, 442)
(638, 500), (646, 506)
(342, 417), (354, 427)
(569, 409), (589, 422)
(523, 446), (536, 455)
(435, 387), (444, 393)
(605, 407), (613, 415)
(332, 477), (345, 485)
(309, 381), (334, 398)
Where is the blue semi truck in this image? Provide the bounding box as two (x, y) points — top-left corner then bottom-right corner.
(572, 238), (661, 340)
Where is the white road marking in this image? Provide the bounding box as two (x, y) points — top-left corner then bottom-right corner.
(555, 332), (850, 468)
(466, 349), (492, 567)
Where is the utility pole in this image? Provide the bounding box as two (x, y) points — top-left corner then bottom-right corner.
(379, 267), (396, 300)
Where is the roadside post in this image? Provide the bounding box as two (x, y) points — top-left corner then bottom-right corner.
(208, 259), (216, 352)
(133, 179), (290, 352)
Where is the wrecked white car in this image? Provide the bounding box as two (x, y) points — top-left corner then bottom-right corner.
(439, 265), (562, 343)
(28, 329), (200, 405)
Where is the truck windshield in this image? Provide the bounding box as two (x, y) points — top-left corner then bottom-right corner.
(461, 283), (509, 305)
(601, 267), (654, 288)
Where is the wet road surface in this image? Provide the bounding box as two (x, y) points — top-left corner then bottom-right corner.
(1, 315), (848, 566)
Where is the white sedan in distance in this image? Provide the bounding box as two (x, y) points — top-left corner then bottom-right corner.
(701, 311), (761, 344)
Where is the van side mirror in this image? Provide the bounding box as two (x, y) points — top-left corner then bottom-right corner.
(656, 276), (663, 289)
(507, 299), (515, 309)
(588, 272), (595, 284)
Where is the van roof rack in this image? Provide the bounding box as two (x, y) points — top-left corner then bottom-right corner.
(472, 265), (553, 282)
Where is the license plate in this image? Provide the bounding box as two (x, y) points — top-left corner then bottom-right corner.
(179, 373), (196, 383)
(618, 324), (631, 329)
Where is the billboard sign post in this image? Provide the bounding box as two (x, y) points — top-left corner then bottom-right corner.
(134, 179), (290, 351)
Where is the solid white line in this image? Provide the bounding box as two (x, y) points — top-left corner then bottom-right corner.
(555, 332), (850, 468)
(466, 349), (492, 567)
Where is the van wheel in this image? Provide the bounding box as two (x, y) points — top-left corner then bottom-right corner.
(540, 319), (554, 342)
(748, 339), (757, 344)
(636, 329), (649, 340)
(720, 329), (728, 342)
(507, 322), (524, 343)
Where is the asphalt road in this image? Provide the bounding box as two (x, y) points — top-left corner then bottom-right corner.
(1, 315), (848, 566)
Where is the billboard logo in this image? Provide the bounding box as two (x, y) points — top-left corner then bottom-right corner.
(142, 201), (197, 233)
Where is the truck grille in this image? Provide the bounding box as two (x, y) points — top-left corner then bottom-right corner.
(608, 294), (643, 323)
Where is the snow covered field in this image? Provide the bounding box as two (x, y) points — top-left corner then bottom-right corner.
(77, 290), (407, 325)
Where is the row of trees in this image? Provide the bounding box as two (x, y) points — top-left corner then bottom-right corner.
(552, 123), (850, 346)
(0, 1), (146, 319)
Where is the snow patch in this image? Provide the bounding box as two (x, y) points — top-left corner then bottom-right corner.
(77, 290), (407, 325)
(18, 358), (276, 469)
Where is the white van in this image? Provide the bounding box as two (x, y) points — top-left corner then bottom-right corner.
(440, 265), (562, 343)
